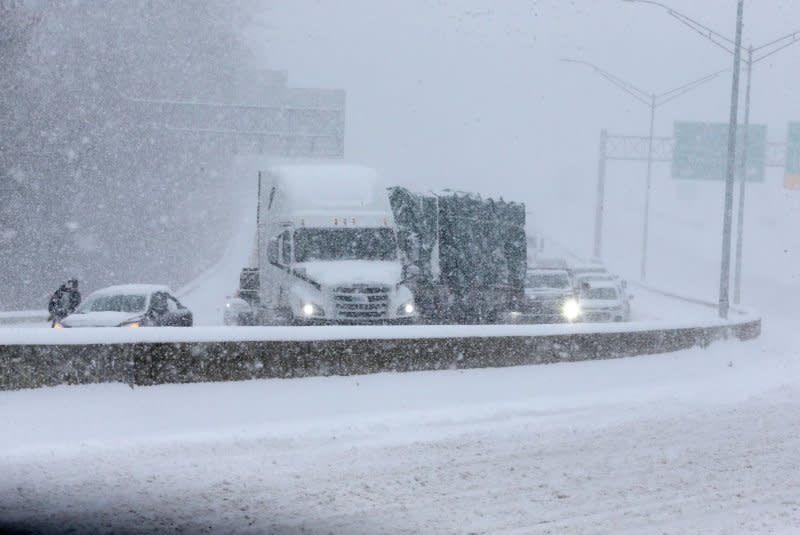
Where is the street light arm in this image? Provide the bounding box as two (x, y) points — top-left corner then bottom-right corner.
(560, 58), (652, 106)
(589, 68), (653, 106)
(624, 0), (739, 54)
(665, 11), (737, 54)
(626, 0), (800, 64)
(752, 30), (800, 53)
(752, 31), (800, 63)
(655, 68), (728, 107)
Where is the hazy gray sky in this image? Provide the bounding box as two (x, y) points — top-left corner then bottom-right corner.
(257, 1), (799, 191)
(249, 1), (800, 275)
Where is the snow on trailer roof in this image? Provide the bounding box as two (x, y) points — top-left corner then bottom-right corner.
(265, 164), (385, 210)
(89, 284), (173, 296)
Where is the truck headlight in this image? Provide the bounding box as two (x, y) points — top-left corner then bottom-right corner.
(302, 303), (324, 317)
(397, 301), (415, 316)
(562, 298), (581, 322)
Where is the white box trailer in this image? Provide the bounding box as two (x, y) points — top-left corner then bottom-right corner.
(251, 164), (416, 324)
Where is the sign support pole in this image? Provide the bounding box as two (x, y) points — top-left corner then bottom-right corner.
(593, 130), (608, 260)
(640, 94), (656, 281)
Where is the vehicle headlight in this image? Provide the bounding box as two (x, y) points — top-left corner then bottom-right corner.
(562, 298), (581, 321)
(302, 303), (324, 317)
(118, 320), (142, 328)
(52, 322), (64, 329)
(397, 301), (415, 316)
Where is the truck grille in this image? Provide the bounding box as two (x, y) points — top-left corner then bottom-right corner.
(333, 285), (390, 319)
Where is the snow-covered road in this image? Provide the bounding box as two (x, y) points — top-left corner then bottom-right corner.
(1, 329), (798, 533)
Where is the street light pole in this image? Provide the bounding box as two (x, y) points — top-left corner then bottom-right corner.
(641, 94), (656, 280)
(561, 58), (725, 274)
(718, 0), (744, 319)
(733, 45), (753, 306)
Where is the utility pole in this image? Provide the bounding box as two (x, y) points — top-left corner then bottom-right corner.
(719, 0), (745, 319)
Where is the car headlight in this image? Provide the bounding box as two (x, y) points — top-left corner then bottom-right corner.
(118, 320), (142, 328)
(562, 298), (581, 322)
(397, 301), (415, 316)
(52, 322), (64, 329)
(301, 303), (325, 317)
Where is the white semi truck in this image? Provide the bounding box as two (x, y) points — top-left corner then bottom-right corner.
(236, 164), (417, 325)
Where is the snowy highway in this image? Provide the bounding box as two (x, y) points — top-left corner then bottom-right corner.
(6, 1), (800, 533)
(1, 330), (797, 533)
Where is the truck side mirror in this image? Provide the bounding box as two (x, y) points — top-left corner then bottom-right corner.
(403, 264), (421, 282)
(268, 238), (279, 265)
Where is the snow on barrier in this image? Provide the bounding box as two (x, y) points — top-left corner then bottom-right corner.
(0, 313), (760, 391)
(0, 309), (49, 326)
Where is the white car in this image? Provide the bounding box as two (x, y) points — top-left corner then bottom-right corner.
(578, 280), (629, 322)
(574, 272), (631, 314)
(55, 284), (193, 328)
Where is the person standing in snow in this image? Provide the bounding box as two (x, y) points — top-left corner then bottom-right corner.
(48, 279), (81, 326)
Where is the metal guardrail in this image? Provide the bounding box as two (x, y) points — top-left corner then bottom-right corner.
(0, 315), (760, 391)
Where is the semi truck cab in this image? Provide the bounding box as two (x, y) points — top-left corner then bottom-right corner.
(253, 164), (417, 325)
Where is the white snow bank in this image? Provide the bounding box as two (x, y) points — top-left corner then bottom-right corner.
(0, 308), (756, 346)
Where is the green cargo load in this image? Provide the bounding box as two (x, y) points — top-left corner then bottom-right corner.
(389, 187), (526, 324)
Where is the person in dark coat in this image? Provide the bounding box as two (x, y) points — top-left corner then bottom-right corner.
(48, 279), (81, 326)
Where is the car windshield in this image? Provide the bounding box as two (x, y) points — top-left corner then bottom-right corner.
(526, 272), (570, 289)
(76, 294), (148, 313)
(582, 287), (618, 300)
(294, 228), (397, 262)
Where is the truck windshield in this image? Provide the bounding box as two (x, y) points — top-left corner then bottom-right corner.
(294, 228), (398, 262)
(526, 272), (570, 289)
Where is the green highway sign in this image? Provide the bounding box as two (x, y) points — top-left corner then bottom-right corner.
(672, 121), (766, 182)
(785, 122), (800, 189)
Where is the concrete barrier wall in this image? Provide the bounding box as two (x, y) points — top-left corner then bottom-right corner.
(0, 317), (760, 391)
